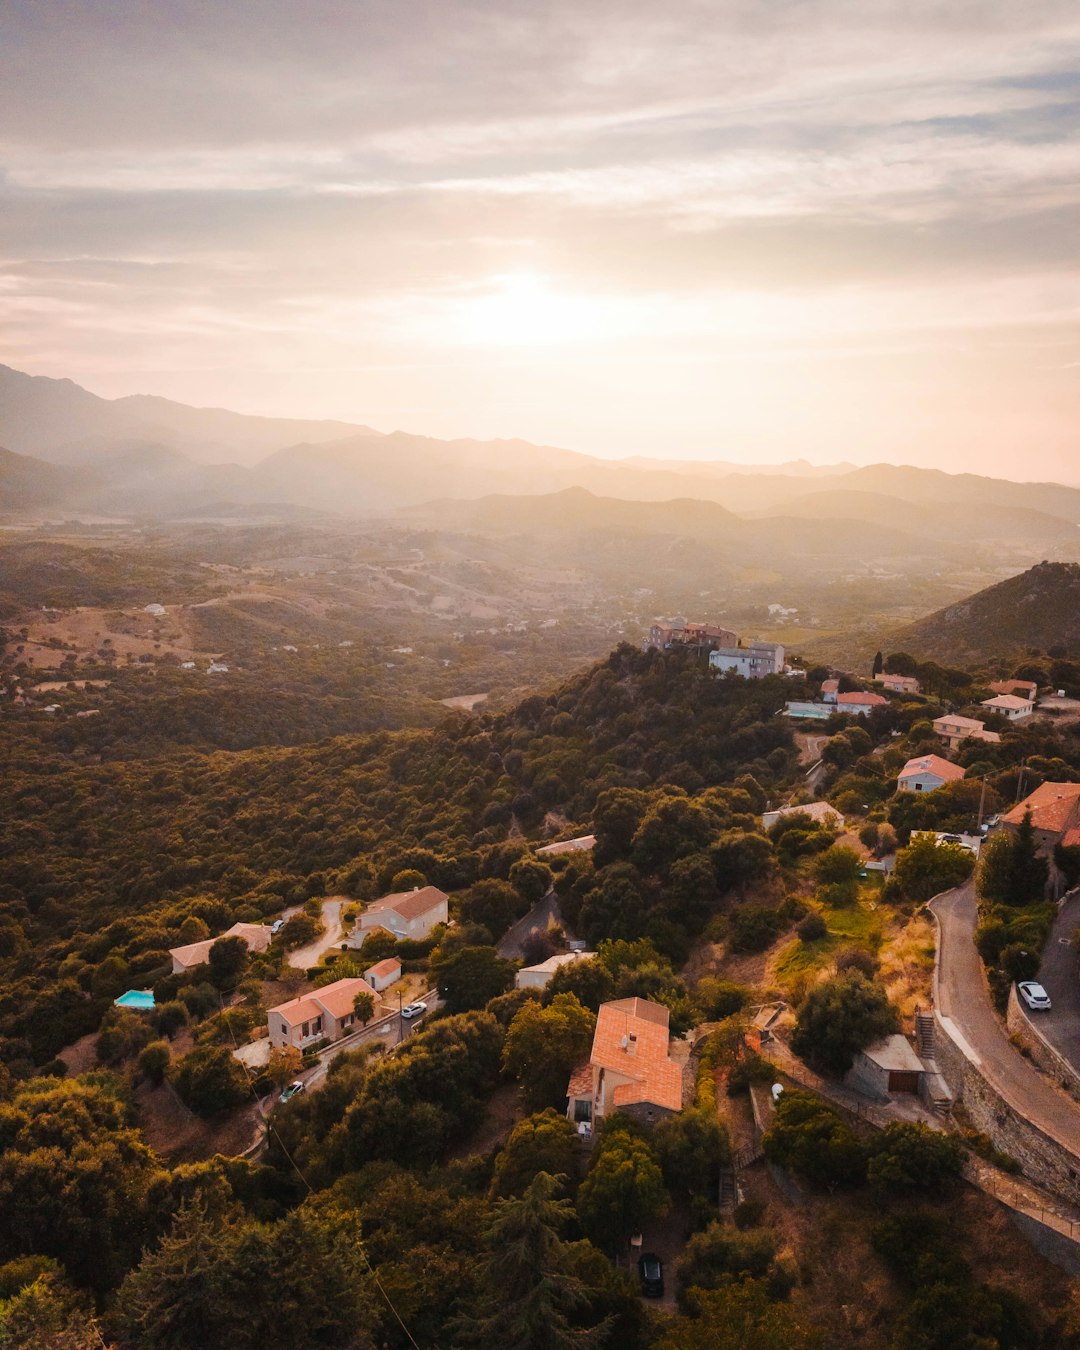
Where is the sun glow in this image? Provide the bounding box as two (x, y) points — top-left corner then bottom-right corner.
(458, 272), (604, 347)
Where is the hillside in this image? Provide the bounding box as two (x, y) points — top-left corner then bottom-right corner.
(877, 561), (1080, 665)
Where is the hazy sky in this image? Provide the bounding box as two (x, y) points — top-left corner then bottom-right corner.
(3, 1), (1080, 478)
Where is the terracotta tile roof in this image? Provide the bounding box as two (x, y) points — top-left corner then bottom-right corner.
(169, 922), (271, 969)
(1062, 828), (1080, 850)
(269, 994), (323, 1027)
(1002, 782), (1080, 835)
(934, 714), (984, 732)
(364, 958), (401, 980)
(898, 755), (966, 783)
(566, 1058), (593, 1098)
(312, 978), (371, 1020)
(989, 680), (1038, 698)
(837, 691), (887, 707)
(269, 977), (371, 1026)
(589, 998), (682, 1112)
(365, 886), (449, 923)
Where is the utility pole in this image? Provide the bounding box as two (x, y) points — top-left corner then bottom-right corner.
(398, 988), (403, 1046)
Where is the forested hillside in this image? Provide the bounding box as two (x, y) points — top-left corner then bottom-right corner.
(0, 646), (797, 1063)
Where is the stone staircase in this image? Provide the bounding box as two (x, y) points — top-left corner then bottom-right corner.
(916, 1009), (936, 1058)
(914, 1005), (953, 1117)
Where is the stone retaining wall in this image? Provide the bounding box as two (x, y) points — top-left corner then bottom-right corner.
(1005, 989), (1080, 1097)
(933, 1010), (1080, 1209)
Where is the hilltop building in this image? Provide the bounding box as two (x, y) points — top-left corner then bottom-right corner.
(646, 621), (738, 652)
(875, 673), (921, 695)
(516, 950), (596, 990)
(565, 997), (682, 1131)
(761, 801), (843, 831)
(835, 691), (888, 716)
(709, 642), (784, 679)
(988, 679), (1038, 702)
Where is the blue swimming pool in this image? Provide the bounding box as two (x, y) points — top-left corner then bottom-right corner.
(114, 989), (156, 1011)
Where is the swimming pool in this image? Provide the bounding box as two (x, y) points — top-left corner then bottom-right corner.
(114, 989), (156, 1011)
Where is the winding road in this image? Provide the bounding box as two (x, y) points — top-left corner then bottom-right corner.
(930, 879), (1080, 1155)
(287, 897), (345, 970)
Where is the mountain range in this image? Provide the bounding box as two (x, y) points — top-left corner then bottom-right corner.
(1, 365), (1079, 578)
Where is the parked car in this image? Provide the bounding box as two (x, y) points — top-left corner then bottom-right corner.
(638, 1252), (664, 1299)
(1018, 981), (1052, 1011)
(270, 919), (284, 935)
(279, 1080), (305, 1103)
(401, 1002), (427, 1019)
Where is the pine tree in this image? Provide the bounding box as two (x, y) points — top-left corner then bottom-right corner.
(459, 1173), (610, 1350)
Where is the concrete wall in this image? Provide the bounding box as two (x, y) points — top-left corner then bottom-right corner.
(933, 1010), (1080, 1208)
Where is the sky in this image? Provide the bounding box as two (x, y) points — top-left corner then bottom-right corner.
(2, 1), (1080, 479)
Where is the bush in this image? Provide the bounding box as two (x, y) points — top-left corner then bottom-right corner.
(726, 1054), (779, 1096)
(170, 1044), (249, 1116)
(675, 1222), (776, 1310)
(797, 913), (827, 943)
(137, 1040), (171, 1086)
(790, 971), (898, 1076)
(866, 1121), (964, 1195)
(694, 979), (750, 1022)
(763, 1091), (866, 1189)
(727, 906), (787, 954)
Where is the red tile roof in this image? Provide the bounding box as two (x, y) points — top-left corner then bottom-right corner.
(898, 754), (966, 784)
(270, 977), (370, 1026)
(365, 886), (449, 923)
(1002, 782), (1080, 835)
(837, 691), (887, 707)
(589, 998), (682, 1112)
(364, 958), (401, 980)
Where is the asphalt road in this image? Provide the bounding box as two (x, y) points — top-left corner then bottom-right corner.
(930, 880), (1080, 1154)
(497, 891), (567, 959)
(1034, 889), (1080, 1076)
(303, 989), (440, 1088)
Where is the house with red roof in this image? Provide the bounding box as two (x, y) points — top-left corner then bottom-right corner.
(358, 886), (449, 942)
(981, 694), (1033, 722)
(566, 997), (683, 1132)
(267, 977), (376, 1050)
(897, 755), (966, 793)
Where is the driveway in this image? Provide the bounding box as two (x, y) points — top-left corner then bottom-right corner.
(287, 897), (346, 970)
(497, 891), (567, 959)
(1033, 888), (1080, 1076)
(930, 880), (1080, 1155)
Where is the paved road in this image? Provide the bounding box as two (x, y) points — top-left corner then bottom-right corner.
(497, 891), (567, 959)
(287, 897), (345, 969)
(1034, 889), (1080, 1076)
(930, 880), (1080, 1154)
(304, 989), (440, 1087)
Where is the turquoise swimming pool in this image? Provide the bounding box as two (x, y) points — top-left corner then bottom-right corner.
(114, 989), (155, 1011)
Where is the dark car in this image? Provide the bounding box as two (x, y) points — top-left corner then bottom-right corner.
(638, 1252), (664, 1298)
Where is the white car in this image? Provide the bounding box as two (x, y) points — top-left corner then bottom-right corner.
(1018, 981), (1052, 1011)
(401, 1002), (427, 1019)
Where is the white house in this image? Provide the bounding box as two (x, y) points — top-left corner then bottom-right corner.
(144, 603), (166, 617)
(709, 642), (785, 679)
(896, 754), (966, 793)
(358, 886), (449, 942)
(363, 957), (402, 992)
(761, 801), (844, 831)
(169, 922), (272, 976)
(207, 662), (229, 674)
(516, 950), (595, 990)
(981, 694), (1033, 722)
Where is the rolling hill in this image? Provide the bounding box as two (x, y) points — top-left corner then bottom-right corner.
(876, 562), (1080, 665)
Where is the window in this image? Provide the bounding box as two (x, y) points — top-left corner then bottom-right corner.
(574, 1099), (593, 1123)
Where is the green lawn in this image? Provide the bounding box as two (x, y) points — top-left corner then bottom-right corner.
(773, 894), (887, 983)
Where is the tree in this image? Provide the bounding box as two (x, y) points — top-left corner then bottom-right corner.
(675, 1222), (776, 1303)
(576, 1130), (669, 1253)
(503, 995), (596, 1112)
(543, 958), (616, 1012)
(888, 836), (974, 905)
(278, 912), (321, 950)
(790, 971), (898, 1076)
(431, 945), (514, 1014)
(137, 1041), (170, 1086)
(491, 1111), (581, 1198)
(111, 1201), (378, 1350)
(872, 651), (884, 678)
(656, 1281), (824, 1350)
(352, 988), (375, 1026)
(813, 845), (862, 901)
(762, 1091), (866, 1189)
(170, 1045), (249, 1117)
(459, 879), (523, 935)
(459, 1173), (611, 1349)
(207, 935), (249, 990)
(978, 812), (1049, 907)
(653, 1107), (729, 1197)
(866, 1121), (964, 1195)
(265, 1046), (304, 1091)
(0, 1271), (107, 1350)
(509, 858), (554, 905)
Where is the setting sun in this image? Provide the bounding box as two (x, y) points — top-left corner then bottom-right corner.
(458, 273), (605, 347)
